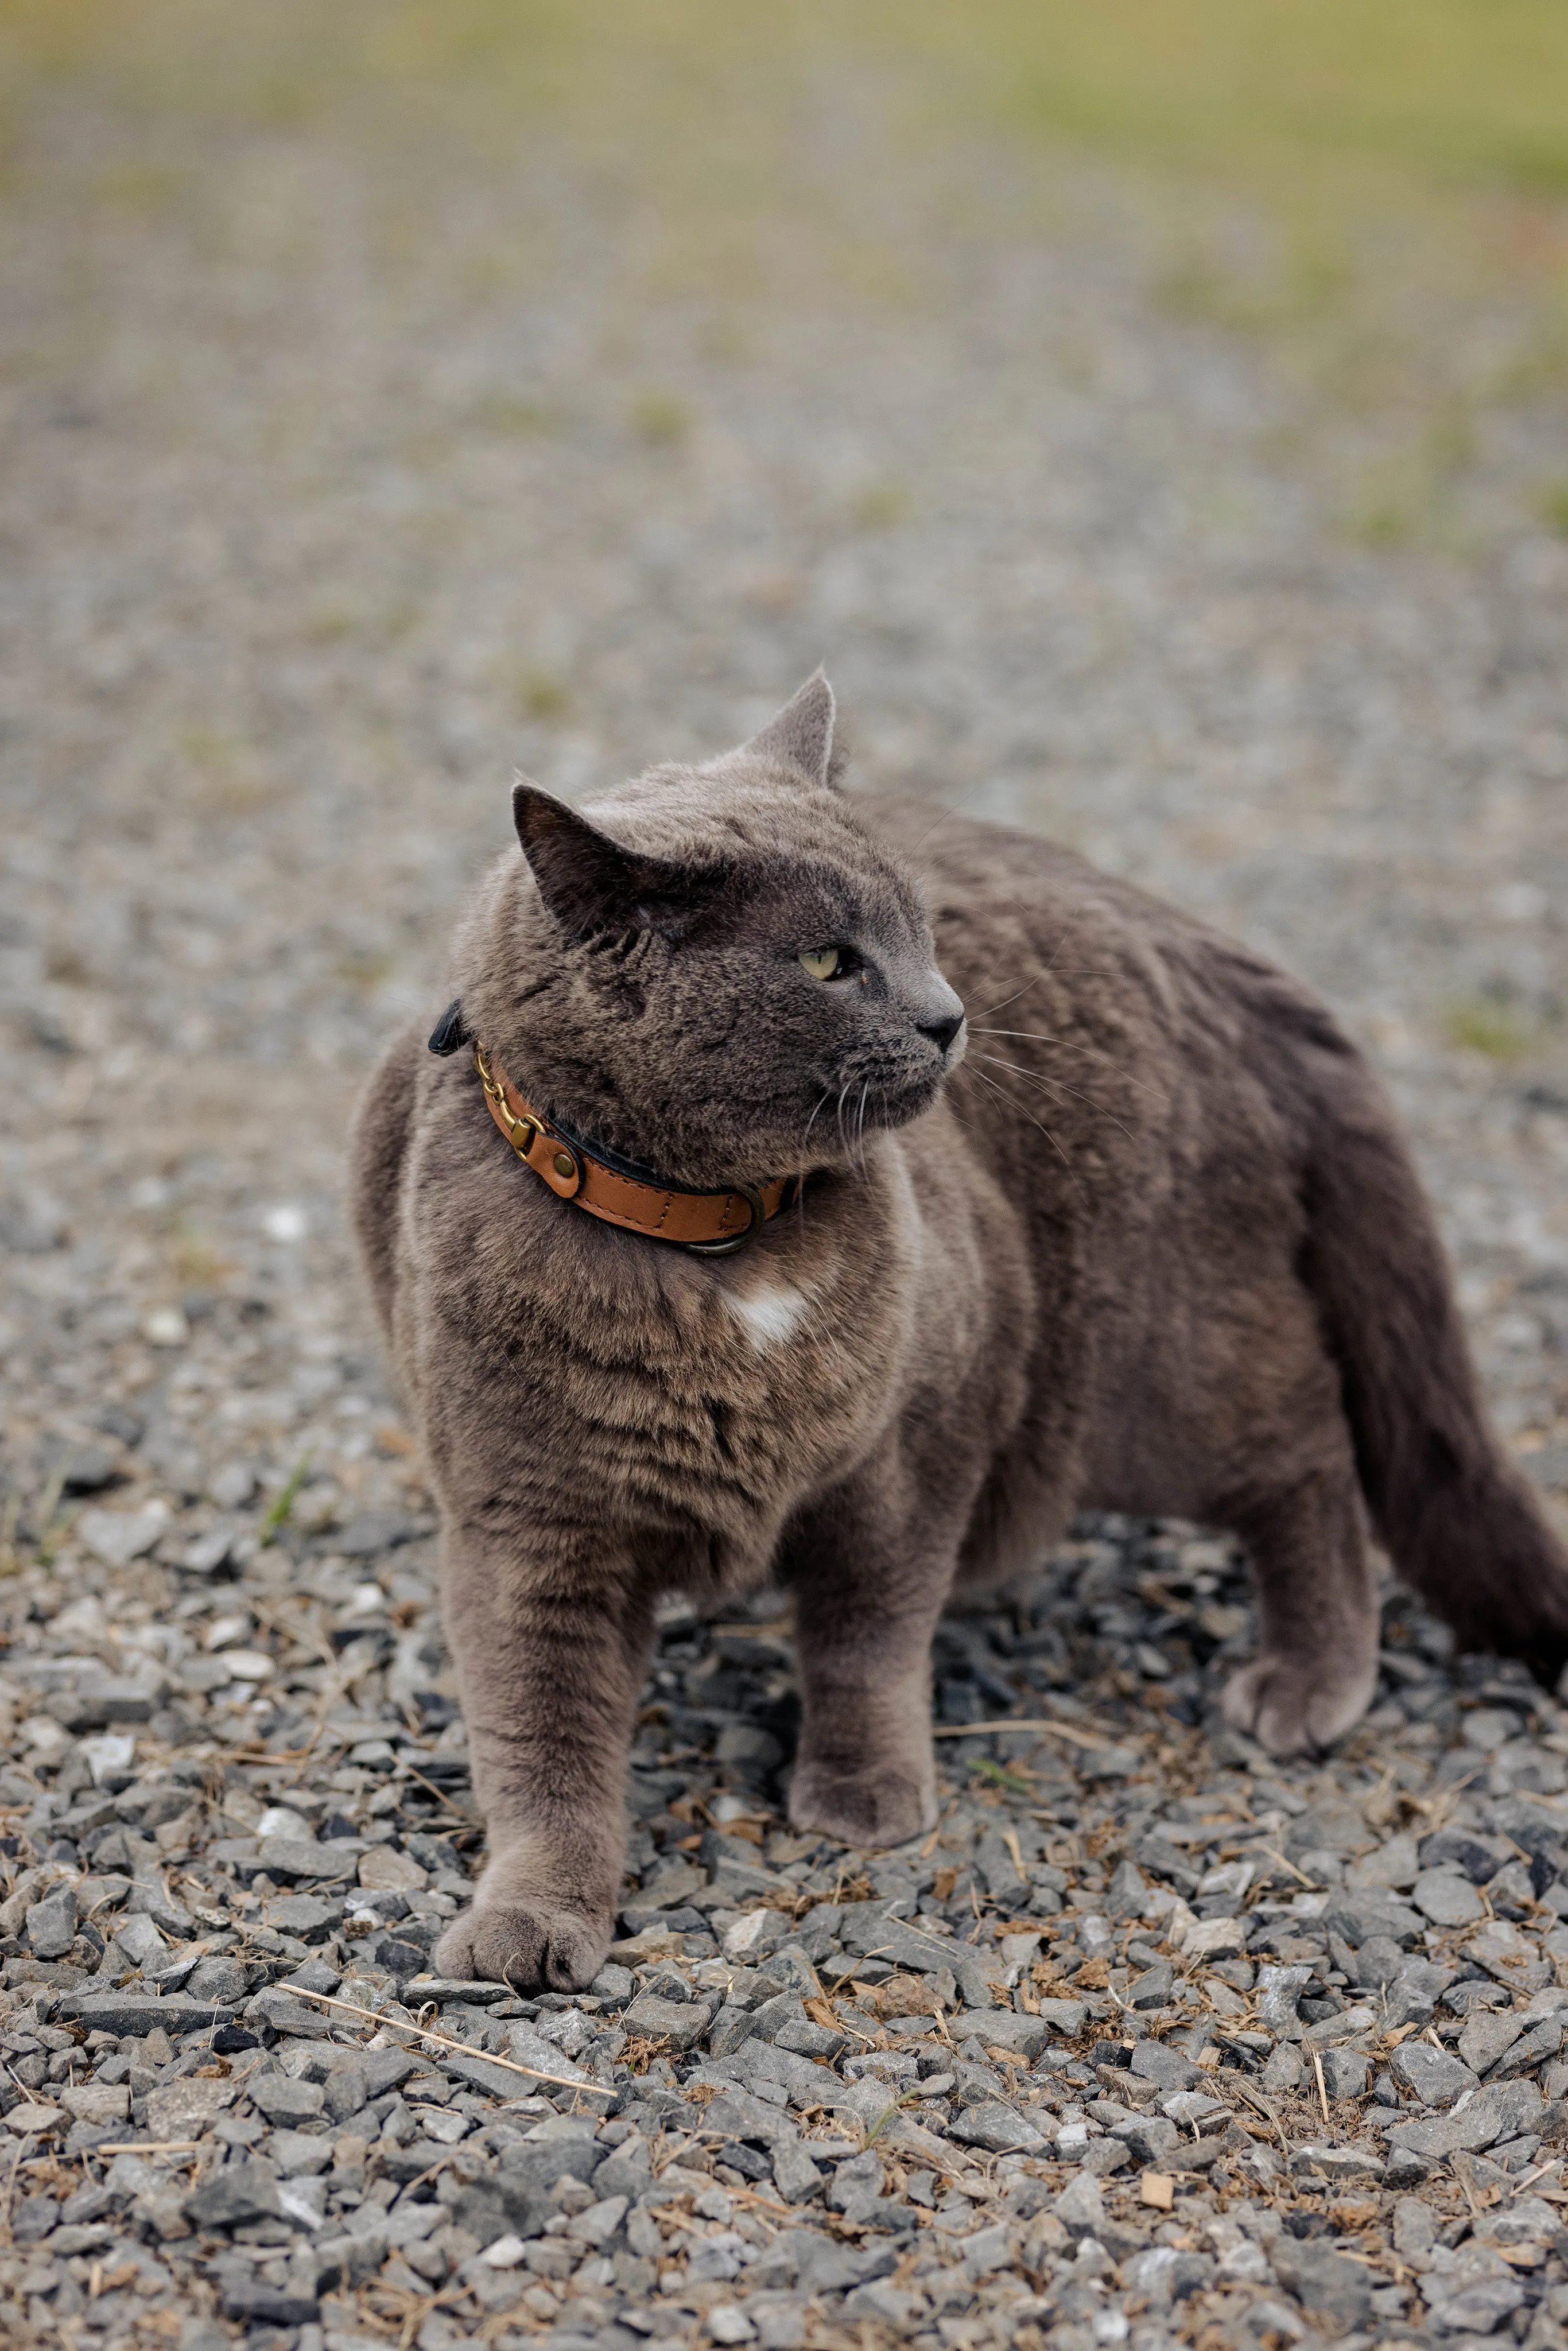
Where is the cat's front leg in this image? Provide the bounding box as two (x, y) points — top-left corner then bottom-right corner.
(782, 1497), (958, 1851)
(433, 1522), (650, 1992)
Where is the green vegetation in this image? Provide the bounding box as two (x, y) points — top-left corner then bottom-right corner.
(9, 0), (1567, 200)
(511, 668), (573, 725)
(1446, 994), (1557, 1063)
(968, 1753), (1034, 1797)
(259, 1454), (314, 1546)
(850, 483), (913, 532)
(629, 391), (692, 450)
(2, 0), (1566, 546)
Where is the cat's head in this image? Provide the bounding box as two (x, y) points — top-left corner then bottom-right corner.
(455, 673), (965, 1190)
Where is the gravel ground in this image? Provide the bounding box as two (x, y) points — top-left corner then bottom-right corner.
(7, 70), (1568, 2351)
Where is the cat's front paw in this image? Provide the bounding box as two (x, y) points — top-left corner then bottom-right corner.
(1222, 1653), (1376, 1756)
(789, 1758), (937, 1851)
(434, 1898), (610, 1993)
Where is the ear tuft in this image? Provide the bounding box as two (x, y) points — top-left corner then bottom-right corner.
(740, 669), (839, 789)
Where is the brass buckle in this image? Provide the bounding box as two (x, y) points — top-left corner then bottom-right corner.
(686, 1184), (766, 1258)
(474, 1043), (542, 1161)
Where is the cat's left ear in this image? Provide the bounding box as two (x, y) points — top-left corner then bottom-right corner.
(513, 779), (720, 940)
(739, 669), (843, 790)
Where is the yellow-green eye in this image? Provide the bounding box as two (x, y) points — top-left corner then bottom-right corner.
(799, 946), (840, 981)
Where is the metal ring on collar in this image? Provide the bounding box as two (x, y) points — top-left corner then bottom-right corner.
(684, 1184), (766, 1257)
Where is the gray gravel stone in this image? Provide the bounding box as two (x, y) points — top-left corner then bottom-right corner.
(1130, 2040), (1200, 2093)
(185, 2160), (282, 2231)
(246, 2075), (326, 2125)
(9, 36), (1568, 2350)
(1387, 2078), (1544, 2160)
(1459, 2008), (1530, 2074)
(622, 1992), (713, 2051)
(1318, 2048), (1370, 2101)
(25, 1886), (77, 1958)
(1410, 1869), (1487, 1925)
(1270, 2241), (1373, 2331)
(1390, 2040), (1479, 2106)
(59, 1990), (238, 2036)
(946, 2100), (1047, 2154)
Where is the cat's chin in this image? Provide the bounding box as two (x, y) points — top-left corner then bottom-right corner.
(868, 1073), (949, 1131)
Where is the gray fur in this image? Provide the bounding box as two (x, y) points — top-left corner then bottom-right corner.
(350, 676), (1568, 1990)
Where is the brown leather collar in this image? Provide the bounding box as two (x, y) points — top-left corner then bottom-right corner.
(472, 1042), (795, 1255)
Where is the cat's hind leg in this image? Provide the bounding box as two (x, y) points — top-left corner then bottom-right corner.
(1220, 1456), (1380, 1756)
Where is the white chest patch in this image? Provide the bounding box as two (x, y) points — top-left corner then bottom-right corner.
(727, 1281), (810, 1352)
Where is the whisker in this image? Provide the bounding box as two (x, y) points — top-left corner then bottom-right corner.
(972, 969), (1047, 1023)
(965, 1065), (1086, 1204)
(968, 918), (1114, 1019)
(971, 1029), (1166, 1101)
(835, 1083), (854, 1166)
(909, 779), (993, 855)
(972, 1052), (1138, 1145)
(801, 1085), (833, 1153)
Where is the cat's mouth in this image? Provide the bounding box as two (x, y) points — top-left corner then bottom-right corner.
(819, 1054), (951, 1142)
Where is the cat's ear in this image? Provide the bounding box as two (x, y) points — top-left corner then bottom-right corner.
(739, 669), (842, 789)
(512, 779), (716, 939)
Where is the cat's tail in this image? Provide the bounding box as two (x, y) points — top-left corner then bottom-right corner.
(1301, 1046), (1568, 1687)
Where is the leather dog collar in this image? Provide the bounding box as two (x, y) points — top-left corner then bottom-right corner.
(470, 1039), (795, 1256)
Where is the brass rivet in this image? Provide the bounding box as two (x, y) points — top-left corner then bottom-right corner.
(553, 1151), (575, 1179)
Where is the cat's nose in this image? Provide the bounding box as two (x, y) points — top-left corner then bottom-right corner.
(919, 1011), (965, 1055)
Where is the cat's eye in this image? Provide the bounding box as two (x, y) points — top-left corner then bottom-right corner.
(799, 946), (841, 981)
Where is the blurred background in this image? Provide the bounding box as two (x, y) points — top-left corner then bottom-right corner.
(6, 0), (1568, 1545)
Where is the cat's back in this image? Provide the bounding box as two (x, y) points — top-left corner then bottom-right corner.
(348, 1018), (426, 1343)
(860, 789), (1212, 976)
(859, 787), (1339, 1068)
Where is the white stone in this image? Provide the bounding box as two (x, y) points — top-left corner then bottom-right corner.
(78, 1733), (137, 1784)
(479, 2233), (527, 2267)
(708, 2309), (756, 2346)
(358, 1845), (427, 1892)
(204, 1612), (254, 1651)
(4, 2105), (64, 2137)
(76, 1502), (169, 1567)
(722, 1908), (778, 1961)
(1196, 1859), (1253, 1901)
(1181, 1915), (1246, 1960)
(140, 1306), (189, 1348)
(21, 1718), (73, 1763)
(1462, 1708), (1526, 1752)
(255, 1806), (312, 1840)
(60, 2083), (129, 2123)
(218, 1648), (274, 1682)
(49, 1594), (109, 1644)
(1216, 2241), (1271, 2285)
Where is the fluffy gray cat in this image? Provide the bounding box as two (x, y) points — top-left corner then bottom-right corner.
(351, 673), (1568, 1991)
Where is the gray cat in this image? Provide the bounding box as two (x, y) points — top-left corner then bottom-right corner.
(351, 673), (1568, 1991)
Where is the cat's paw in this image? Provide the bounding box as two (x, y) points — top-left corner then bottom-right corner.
(789, 1759), (937, 1850)
(433, 1899), (610, 1993)
(1222, 1652), (1376, 1756)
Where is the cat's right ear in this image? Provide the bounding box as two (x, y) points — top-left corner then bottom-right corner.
(739, 669), (842, 790)
(513, 779), (716, 940)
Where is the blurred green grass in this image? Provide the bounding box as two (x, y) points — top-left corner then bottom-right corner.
(3, 0), (1567, 544)
(9, 0), (1568, 193)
